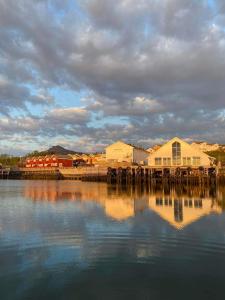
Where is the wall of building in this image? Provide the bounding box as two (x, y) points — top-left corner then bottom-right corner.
(106, 141), (133, 163)
(133, 148), (149, 164)
(25, 155), (73, 168)
(148, 138), (212, 168)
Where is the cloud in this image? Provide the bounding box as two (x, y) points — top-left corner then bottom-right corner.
(47, 107), (90, 124)
(0, 0), (225, 153)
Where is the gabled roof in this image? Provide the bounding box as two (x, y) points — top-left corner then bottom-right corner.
(151, 137), (214, 159)
(106, 140), (148, 153)
(26, 154), (73, 160)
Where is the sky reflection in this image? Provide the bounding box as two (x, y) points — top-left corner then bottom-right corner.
(1, 181), (225, 300)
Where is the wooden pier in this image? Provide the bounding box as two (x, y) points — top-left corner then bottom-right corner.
(106, 166), (220, 187)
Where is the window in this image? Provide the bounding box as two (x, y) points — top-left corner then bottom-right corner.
(194, 199), (202, 208)
(184, 200), (193, 207)
(193, 157), (200, 166)
(172, 142), (181, 165)
(156, 198), (163, 206)
(163, 157), (171, 165)
(183, 157), (191, 165)
(155, 157), (162, 165)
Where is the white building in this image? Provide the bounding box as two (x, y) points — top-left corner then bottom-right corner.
(191, 142), (220, 152)
(148, 137), (215, 168)
(106, 141), (149, 165)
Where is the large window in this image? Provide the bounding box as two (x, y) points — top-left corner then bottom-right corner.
(183, 157), (191, 165)
(163, 157), (171, 166)
(155, 157), (162, 166)
(193, 157), (200, 166)
(172, 142), (181, 165)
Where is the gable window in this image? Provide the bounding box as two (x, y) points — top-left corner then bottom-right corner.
(155, 157), (162, 166)
(172, 142), (181, 165)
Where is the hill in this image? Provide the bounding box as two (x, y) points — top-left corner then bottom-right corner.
(25, 145), (83, 157)
(47, 145), (83, 155)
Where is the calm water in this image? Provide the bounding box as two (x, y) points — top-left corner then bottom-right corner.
(0, 180), (225, 300)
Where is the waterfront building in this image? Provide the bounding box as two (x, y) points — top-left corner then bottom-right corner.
(148, 137), (215, 169)
(106, 141), (149, 165)
(147, 145), (161, 153)
(69, 154), (86, 166)
(25, 155), (73, 168)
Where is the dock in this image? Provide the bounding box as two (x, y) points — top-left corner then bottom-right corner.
(17, 165), (225, 186)
(0, 168), (10, 179)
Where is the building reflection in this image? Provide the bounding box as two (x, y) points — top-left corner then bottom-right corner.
(24, 181), (225, 229)
(149, 196), (221, 229)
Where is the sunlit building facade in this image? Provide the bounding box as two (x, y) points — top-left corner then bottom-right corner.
(148, 137), (215, 169)
(25, 155), (73, 168)
(106, 140), (149, 165)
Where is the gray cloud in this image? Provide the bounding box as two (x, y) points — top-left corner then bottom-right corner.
(0, 0), (225, 153)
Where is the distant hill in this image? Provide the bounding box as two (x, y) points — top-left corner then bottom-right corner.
(47, 145), (83, 155)
(25, 145), (83, 157)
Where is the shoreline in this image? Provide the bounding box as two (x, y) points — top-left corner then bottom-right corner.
(1, 165), (225, 186)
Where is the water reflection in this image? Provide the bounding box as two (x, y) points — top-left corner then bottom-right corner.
(24, 181), (225, 229)
(1, 180), (225, 300)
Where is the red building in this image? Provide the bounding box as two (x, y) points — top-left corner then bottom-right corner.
(25, 155), (73, 168)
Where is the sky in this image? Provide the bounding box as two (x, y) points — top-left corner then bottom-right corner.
(0, 0), (225, 155)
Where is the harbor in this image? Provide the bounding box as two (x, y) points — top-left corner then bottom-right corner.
(7, 137), (222, 186)
(1, 137), (225, 187)
(2, 1), (225, 298)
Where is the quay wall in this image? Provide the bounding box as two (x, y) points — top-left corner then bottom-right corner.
(15, 166), (225, 186)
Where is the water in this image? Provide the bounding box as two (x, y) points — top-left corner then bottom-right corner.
(0, 180), (225, 300)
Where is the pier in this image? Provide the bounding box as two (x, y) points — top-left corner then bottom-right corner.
(17, 165), (225, 186)
(0, 168), (10, 179)
(106, 166), (220, 186)
(20, 167), (62, 180)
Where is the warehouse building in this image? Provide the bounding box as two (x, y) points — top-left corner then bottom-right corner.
(25, 155), (73, 168)
(106, 141), (149, 165)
